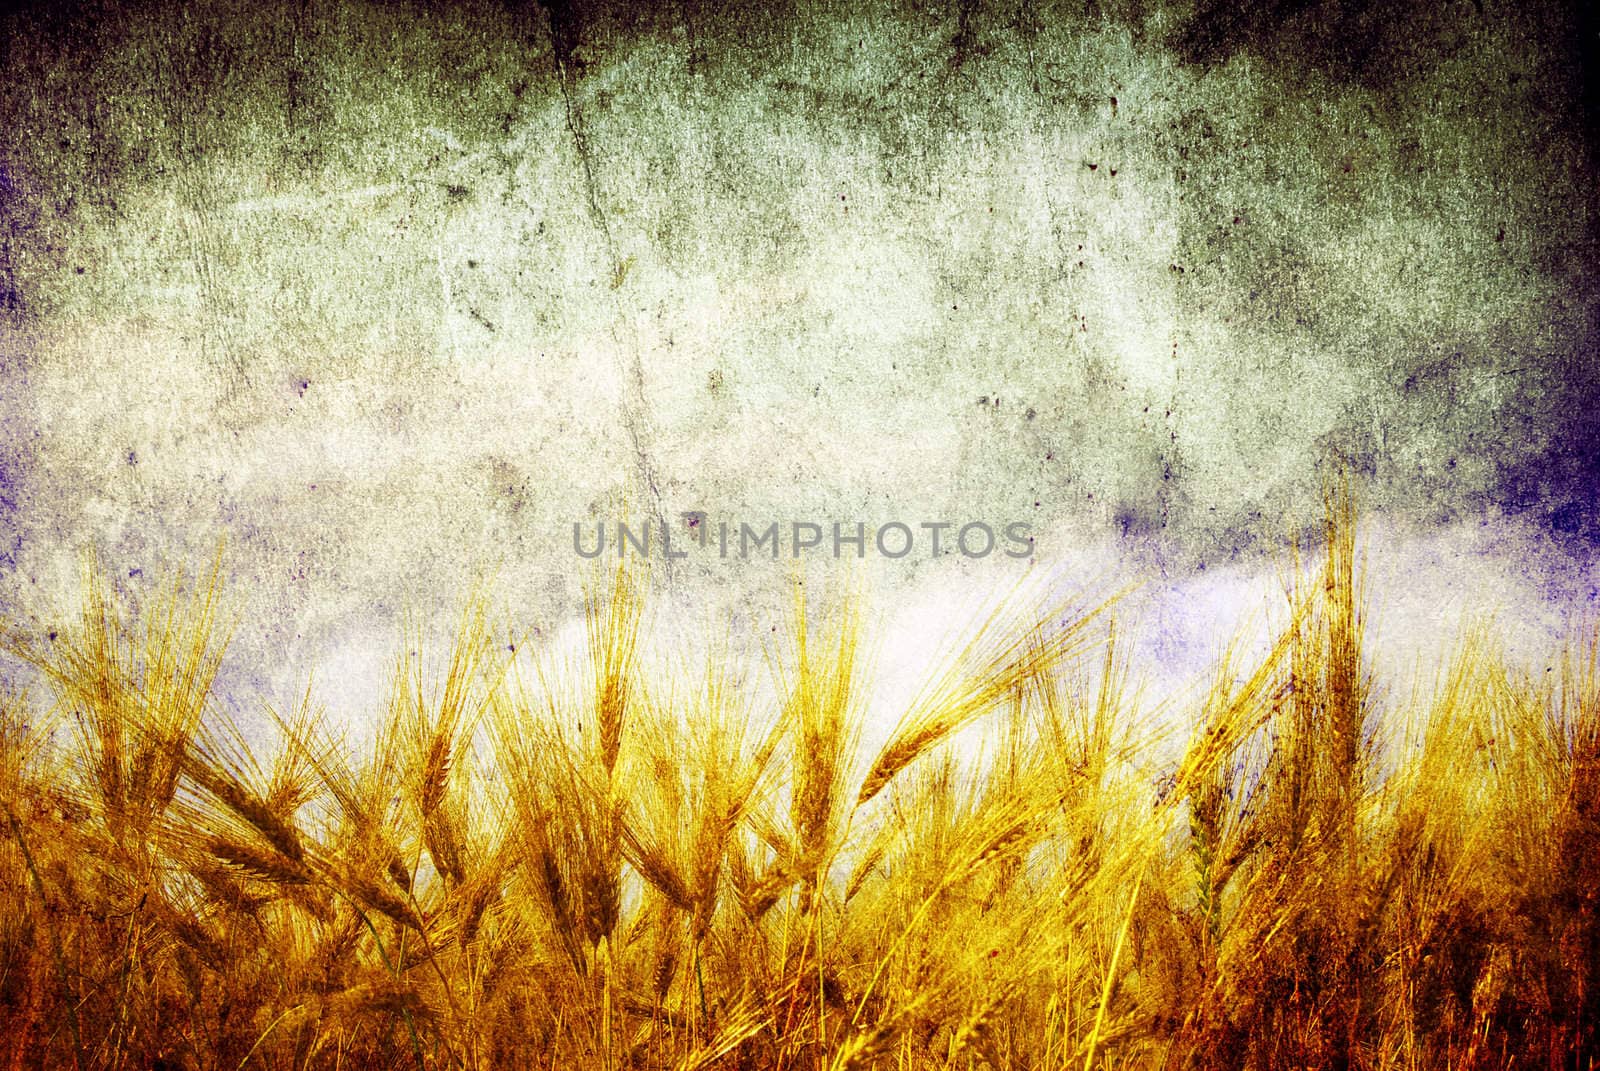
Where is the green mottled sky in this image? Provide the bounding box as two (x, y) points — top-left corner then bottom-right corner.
(1, 0), (1596, 705)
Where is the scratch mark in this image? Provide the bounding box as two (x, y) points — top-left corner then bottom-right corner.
(539, 0), (673, 577)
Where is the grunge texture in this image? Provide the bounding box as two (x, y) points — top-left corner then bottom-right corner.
(0, 0), (1596, 700)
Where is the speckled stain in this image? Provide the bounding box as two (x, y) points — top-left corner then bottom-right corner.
(0, 0), (1595, 708)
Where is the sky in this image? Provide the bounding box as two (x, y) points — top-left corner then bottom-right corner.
(1, 0), (1596, 727)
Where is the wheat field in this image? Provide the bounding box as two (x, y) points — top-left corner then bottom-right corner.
(1, 485), (1597, 1071)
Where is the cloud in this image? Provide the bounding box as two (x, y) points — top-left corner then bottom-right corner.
(0, 0), (1594, 718)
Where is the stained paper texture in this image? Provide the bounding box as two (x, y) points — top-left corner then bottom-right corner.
(1, 2), (1597, 1068)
